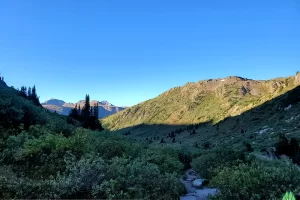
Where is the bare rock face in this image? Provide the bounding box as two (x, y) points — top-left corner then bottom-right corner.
(240, 86), (248, 96)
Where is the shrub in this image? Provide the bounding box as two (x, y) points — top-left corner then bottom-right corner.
(211, 161), (300, 200)
(94, 157), (185, 200)
(191, 147), (247, 179)
(276, 134), (290, 155)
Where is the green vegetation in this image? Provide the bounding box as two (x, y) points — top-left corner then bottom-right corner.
(191, 147), (248, 179)
(0, 78), (185, 199)
(103, 75), (299, 130)
(191, 147), (300, 200)
(2, 73), (300, 200)
(210, 161), (300, 200)
(276, 135), (300, 164)
(68, 94), (103, 131)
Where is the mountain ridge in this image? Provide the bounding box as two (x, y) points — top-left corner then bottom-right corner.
(102, 74), (300, 130)
(42, 98), (126, 118)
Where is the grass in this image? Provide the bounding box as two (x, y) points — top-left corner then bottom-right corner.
(103, 75), (298, 131)
(103, 75), (300, 154)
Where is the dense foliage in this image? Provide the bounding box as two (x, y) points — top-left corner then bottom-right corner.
(276, 134), (300, 164)
(0, 80), (185, 199)
(192, 147), (300, 200)
(191, 147), (248, 179)
(210, 161), (300, 200)
(2, 75), (300, 200)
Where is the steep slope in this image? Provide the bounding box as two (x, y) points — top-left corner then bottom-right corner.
(42, 99), (126, 118)
(103, 74), (300, 130)
(103, 77), (300, 155)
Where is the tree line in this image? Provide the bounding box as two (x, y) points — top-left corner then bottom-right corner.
(68, 94), (103, 131)
(19, 85), (42, 107)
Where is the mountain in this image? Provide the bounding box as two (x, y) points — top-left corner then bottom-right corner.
(102, 73), (300, 130)
(42, 99), (126, 118)
(102, 73), (300, 152)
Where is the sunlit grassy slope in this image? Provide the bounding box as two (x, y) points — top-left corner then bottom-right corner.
(103, 74), (300, 130)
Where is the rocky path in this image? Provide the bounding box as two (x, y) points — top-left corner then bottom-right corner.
(180, 169), (217, 200)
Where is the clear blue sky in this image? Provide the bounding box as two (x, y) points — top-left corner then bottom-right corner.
(1, 0), (299, 106)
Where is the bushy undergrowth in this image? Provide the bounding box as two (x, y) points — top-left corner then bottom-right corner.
(210, 161), (300, 200)
(0, 128), (185, 199)
(191, 147), (248, 179)
(192, 147), (300, 200)
(0, 82), (185, 199)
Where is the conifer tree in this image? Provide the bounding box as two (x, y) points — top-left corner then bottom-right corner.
(82, 95), (91, 118)
(68, 95), (103, 131)
(93, 102), (99, 118)
(30, 85), (41, 106)
(20, 86), (27, 98)
(69, 104), (80, 121)
(27, 87), (32, 98)
(81, 95), (91, 128)
(90, 106), (93, 116)
(78, 105), (81, 117)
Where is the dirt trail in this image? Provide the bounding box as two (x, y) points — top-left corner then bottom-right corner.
(180, 169), (217, 200)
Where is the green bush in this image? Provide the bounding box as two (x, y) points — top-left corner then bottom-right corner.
(94, 157), (185, 200)
(191, 147), (247, 179)
(141, 147), (183, 174)
(210, 161), (300, 200)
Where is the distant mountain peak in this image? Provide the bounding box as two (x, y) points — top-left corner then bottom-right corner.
(42, 98), (126, 118)
(42, 98), (65, 106)
(100, 100), (114, 106)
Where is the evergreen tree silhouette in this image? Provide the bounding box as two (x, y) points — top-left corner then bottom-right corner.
(90, 106), (93, 116)
(20, 86), (27, 98)
(69, 104), (80, 121)
(30, 85), (41, 106)
(81, 95), (91, 128)
(68, 95), (103, 131)
(78, 105), (81, 117)
(27, 87), (32, 98)
(93, 102), (99, 118)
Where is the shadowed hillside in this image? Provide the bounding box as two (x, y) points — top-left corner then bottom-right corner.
(110, 81), (300, 152)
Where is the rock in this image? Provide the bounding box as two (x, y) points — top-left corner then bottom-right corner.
(192, 179), (204, 188)
(265, 147), (278, 159)
(284, 104), (292, 111)
(195, 189), (218, 198)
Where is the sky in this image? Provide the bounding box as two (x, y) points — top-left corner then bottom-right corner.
(0, 0), (300, 107)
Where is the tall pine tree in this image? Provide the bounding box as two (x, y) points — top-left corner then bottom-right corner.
(27, 87), (32, 98)
(30, 85), (41, 106)
(81, 95), (91, 128)
(69, 104), (80, 121)
(93, 102), (99, 118)
(68, 95), (103, 131)
(20, 86), (27, 98)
